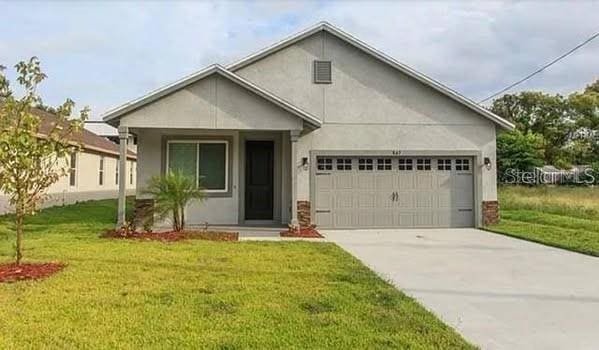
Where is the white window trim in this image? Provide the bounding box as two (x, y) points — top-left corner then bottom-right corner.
(166, 140), (229, 193)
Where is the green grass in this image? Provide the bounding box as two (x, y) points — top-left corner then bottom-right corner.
(0, 200), (472, 349)
(488, 186), (599, 256)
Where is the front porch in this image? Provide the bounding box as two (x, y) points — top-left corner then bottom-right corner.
(116, 128), (304, 228)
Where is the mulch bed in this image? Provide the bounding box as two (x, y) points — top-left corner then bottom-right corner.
(280, 226), (324, 238)
(0, 263), (65, 283)
(102, 230), (239, 242)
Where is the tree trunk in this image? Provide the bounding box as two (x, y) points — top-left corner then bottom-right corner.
(15, 204), (24, 265)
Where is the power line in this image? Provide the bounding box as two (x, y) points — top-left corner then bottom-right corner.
(479, 31), (599, 103)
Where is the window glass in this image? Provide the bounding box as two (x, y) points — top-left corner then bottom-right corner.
(317, 158), (333, 171)
(398, 158), (413, 171)
(358, 158), (374, 171)
(69, 153), (77, 186)
(377, 158), (392, 170)
(437, 159), (451, 171)
(416, 159), (431, 171)
(168, 143), (197, 183)
(99, 156), (104, 185)
(336, 158), (352, 170)
(199, 143), (226, 190)
(455, 158), (470, 171)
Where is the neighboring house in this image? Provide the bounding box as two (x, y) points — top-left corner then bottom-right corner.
(0, 109), (137, 215)
(85, 121), (138, 153)
(103, 22), (514, 229)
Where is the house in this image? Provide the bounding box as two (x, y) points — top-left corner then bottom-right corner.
(85, 121), (138, 153)
(103, 22), (514, 229)
(0, 109), (137, 215)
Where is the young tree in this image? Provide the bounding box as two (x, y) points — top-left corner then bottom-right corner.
(496, 130), (544, 180)
(0, 57), (89, 264)
(143, 171), (205, 232)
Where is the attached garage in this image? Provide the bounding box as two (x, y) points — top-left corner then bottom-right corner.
(313, 156), (474, 228)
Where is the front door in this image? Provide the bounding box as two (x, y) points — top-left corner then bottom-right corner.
(245, 141), (274, 220)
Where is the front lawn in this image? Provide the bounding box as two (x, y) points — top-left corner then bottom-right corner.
(488, 186), (599, 256)
(0, 200), (472, 349)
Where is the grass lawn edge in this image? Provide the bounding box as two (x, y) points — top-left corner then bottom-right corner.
(481, 226), (599, 258)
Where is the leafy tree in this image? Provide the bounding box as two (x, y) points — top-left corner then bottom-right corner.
(0, 57), (89, 265)
(142, 171), (205, 232)
(492, 91), (575, 165)
(496, 130), (544, 179)
(568, 80), (599, 164)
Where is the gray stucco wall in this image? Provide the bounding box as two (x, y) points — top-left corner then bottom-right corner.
(120, 74), (302, 131)
(235, 30), (499, 207)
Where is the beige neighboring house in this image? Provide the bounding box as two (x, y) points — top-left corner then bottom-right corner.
(0, 109), (137, 215)
(103, 22), (514, 229)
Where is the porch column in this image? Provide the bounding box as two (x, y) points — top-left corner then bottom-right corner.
(290, 130), (300, 228)
(117, 126), (129, 227)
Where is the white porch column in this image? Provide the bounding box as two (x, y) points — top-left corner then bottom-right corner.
(290, 130), (300, 228)
(117, 126), (129, 227)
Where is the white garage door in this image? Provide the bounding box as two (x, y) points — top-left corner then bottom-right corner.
(314, 156), (474, 228)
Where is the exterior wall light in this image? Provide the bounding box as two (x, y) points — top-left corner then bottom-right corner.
(484, 157), (492, 170)
(302, 157), (309, 170)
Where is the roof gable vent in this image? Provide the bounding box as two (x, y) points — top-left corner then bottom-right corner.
(313, 60), (332, 84)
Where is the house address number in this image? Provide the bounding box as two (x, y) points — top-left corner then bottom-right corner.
(391, 150), (402, 155)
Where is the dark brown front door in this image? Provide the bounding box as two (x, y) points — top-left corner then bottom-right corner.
(245, 141), (274, 220)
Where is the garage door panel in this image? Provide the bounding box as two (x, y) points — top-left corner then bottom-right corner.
(315, 191), (332, 211)
(314, 156), (474, 228)
(335, 173), (354, 189)
(357, 175), (375, 189)
(357, 192), (376, 208)
(398, 173), (415, 190)
(416, 173), (434, 189)
(335, 191), (354, 209)
(397, 191), (414, 208)
(357, 211), (375, 227)
(334, 210), (354, 227)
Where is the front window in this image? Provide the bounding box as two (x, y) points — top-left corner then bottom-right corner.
(167, 140), (228, 192)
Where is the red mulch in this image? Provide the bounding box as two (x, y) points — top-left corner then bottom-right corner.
(0, 263), (65, 283)
(102, 230), (239, 242)
(280, 226), (324, 238)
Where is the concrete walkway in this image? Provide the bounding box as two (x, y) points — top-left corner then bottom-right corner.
(324, 228), (599, 350)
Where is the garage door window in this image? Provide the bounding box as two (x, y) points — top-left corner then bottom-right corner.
(398, 158), (413, 170)
(358, 158), (374, 170)
(416, 159), (431, 170)
(437, 159), (452, 171)
(377, 158), (392, 170)
(336, 158), (352, 170)
(455, 159), (470, 171)
(317, 158), (333, 171)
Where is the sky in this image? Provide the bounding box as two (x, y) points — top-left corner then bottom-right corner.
(1, 0), (598, 120)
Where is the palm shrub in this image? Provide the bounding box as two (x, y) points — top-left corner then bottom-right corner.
(143, 171), (205, 231)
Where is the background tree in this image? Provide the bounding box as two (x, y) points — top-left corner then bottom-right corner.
(0, 57), (89, 264)
(491, 91), (574, 166)
(143, 171), (205, 232)
(496, 130), (544, 179)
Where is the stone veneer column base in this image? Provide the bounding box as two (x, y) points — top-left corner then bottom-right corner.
(482, 200), (499, 226)
(297, 201), (311, 228)
(135, 199), (154, 229)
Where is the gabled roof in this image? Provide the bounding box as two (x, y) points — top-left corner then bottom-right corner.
(227, 21), (515, 130)
(102, 65), (322, 128)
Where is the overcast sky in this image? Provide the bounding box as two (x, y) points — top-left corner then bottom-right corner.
(1, 0), (598, 120)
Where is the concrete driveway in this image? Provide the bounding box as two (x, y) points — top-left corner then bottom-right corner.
(324, 228), (599, 350)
